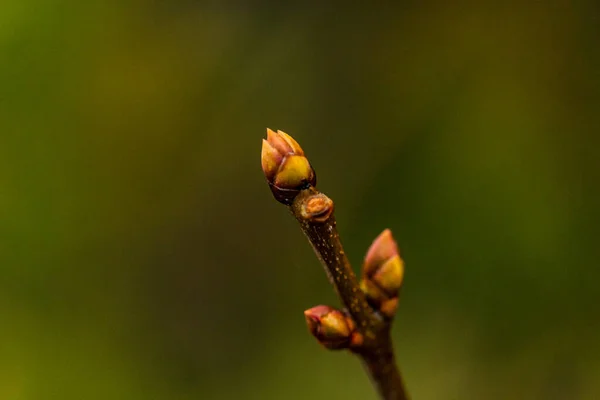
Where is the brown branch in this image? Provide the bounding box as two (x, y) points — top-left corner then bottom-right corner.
(291, 187), (408, 400)
(290, 188), (380, 337)
(261, 128), (409, 400)
(358, 332), (409, 400)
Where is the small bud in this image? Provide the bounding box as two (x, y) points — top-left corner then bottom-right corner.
(363, 229), (399, 277)
(299, 193), (334, 223)
(363, 229), (404, 295)
(261, 128), (316, 205)
(304, 305), (352, 350)
(361, 229), (404, 318)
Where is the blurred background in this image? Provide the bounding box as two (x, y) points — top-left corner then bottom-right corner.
(1, 1), (599, 399)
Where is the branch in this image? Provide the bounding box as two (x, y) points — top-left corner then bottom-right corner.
(261, 128), (409, 400)
(290, 188), (380, 337)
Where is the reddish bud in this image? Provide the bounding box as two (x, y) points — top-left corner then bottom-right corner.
(363, 229), (400, 277)
(304, 305), (353, 350)
(361, 229), (404, 318)
(261, 128), (316, 204)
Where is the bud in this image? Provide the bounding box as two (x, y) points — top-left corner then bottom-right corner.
(363, 229), (399, 277)
(304, 305), (352, 350)
(261, 128), (316, 205)
(361, 229), (404, 318)
(362, 229), (404, 296)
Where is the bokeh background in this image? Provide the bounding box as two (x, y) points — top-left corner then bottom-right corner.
(2, 2), (599, 399)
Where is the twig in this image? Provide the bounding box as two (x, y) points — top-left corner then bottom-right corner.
(261, 128), (409, 400)
(290, 188), (380, 336)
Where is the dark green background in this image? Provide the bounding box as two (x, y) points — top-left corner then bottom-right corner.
(2, 2), (599, 399)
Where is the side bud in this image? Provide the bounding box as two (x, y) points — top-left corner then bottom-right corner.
(304, 305), (361, 350)
(261, 128), (316, 205)
(361, 229), (404, 318)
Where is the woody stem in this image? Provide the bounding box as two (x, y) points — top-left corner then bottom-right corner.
(289, 187), (409, 400)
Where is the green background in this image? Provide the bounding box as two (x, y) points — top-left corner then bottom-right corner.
(1, 2), (599, 399)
